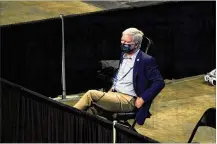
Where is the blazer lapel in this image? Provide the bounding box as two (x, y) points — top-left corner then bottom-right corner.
(133, 50), (142, 92)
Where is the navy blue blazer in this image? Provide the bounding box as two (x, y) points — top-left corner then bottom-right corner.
(119, 50), (165, 125)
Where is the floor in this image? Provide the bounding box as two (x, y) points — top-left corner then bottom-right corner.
(0, 1), (101, 25)
(1, 2), (215, 143)
(133, 75), (216, 143)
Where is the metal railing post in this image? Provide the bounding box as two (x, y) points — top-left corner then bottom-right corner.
(60, 14), (66, 99)
(113, 120), (117, 143)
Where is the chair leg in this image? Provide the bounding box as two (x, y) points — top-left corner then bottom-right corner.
(188, 125), (199, 143)
(116, 120), (137, 132)
(131, 119), (137, 130)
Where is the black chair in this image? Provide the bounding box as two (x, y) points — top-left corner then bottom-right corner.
(93, 36), (153, 130)
(88, 102), (141, 130)
(188, 107), (216, 143)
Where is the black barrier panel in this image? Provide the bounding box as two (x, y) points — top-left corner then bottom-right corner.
(1, 1), (215, 97)
(169, 2), (216, 78)
(1, 18), (63, 97)
(1, 78), (113, 143)
(115, 123), (159, 143)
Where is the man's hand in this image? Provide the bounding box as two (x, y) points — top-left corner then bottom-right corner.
(135, 97), (145, 108)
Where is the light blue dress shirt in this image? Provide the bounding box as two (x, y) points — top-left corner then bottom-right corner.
(112, 49), (140, 97)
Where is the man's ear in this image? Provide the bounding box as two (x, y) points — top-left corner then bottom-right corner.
(135, 42), (139, 48)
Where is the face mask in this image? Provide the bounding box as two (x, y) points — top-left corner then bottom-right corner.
(121, 44), (134, 53)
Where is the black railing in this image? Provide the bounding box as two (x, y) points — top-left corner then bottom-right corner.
(0, 78), (158, 143)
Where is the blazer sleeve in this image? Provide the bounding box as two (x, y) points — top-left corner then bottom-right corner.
(140, 57), (165, 102)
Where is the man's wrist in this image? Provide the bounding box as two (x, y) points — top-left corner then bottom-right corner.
(140, 97), (145, 103)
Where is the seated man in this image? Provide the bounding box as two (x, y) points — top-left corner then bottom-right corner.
(73, 27), (165, 125)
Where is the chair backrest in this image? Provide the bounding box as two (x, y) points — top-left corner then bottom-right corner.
(97, 60), (119, 91)
(143, 36), (153, 54)
(188, 107), (216, 143)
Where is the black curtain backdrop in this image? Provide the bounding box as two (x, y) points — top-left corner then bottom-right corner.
(1, 1), (215, 97)
(1, 18), (63, 97)
(1, 78), (158, 143)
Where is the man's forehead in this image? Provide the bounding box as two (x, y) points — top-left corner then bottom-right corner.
(121, 34), (133, 40)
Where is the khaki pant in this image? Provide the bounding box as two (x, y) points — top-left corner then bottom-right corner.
(73, 90), (136, 113)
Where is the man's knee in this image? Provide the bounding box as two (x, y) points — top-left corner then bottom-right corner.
(86, 90), (101, 96)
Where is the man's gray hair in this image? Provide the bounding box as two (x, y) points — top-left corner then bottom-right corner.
(122, 28), (144, 49)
